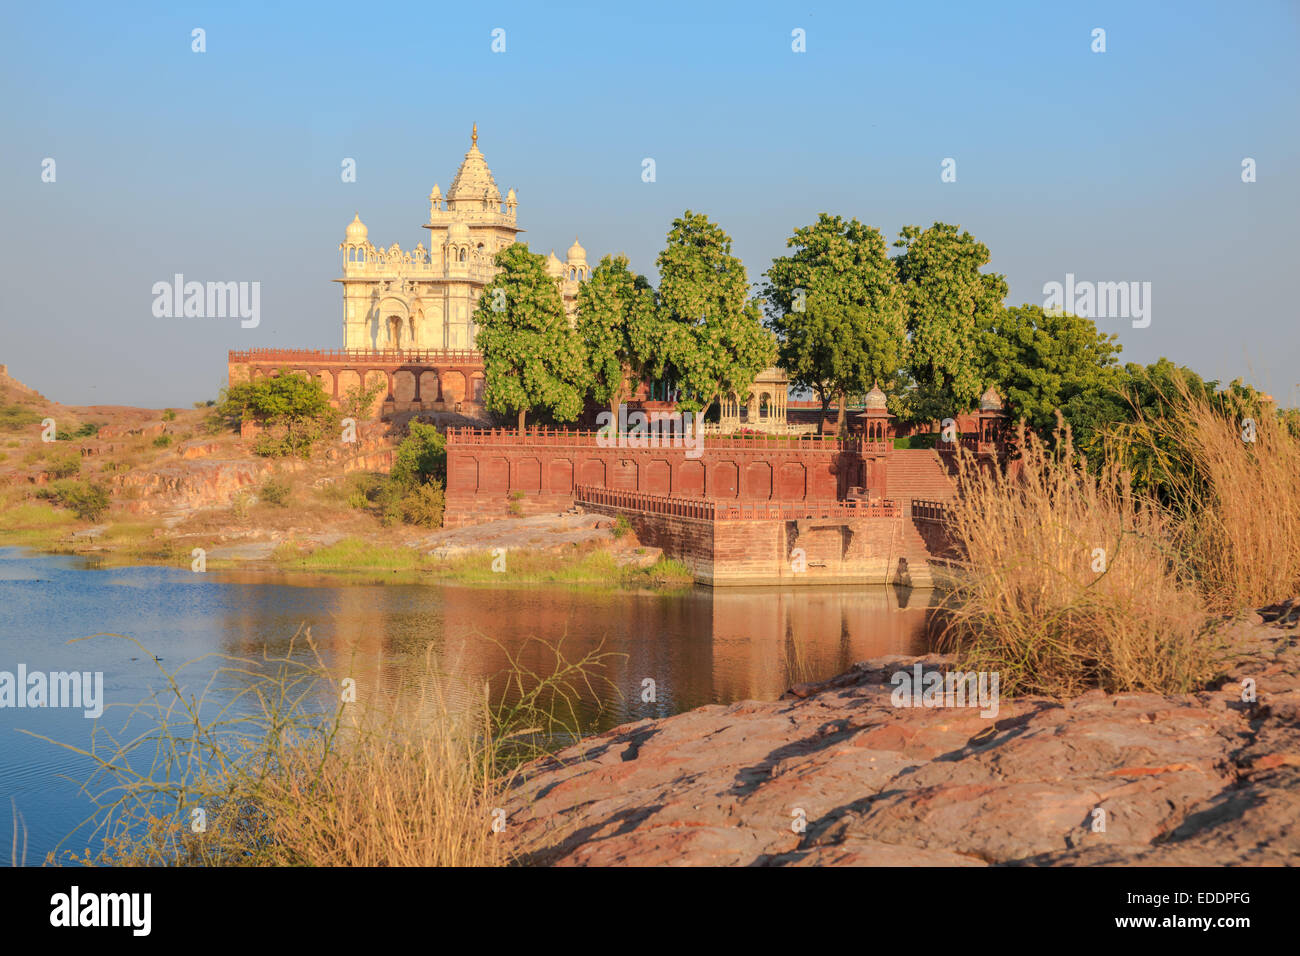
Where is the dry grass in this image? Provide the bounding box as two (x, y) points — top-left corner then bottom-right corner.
(1157, 390), (1300, 612)
(939, 421), (1220, 697)
(33, 630), (618, 867)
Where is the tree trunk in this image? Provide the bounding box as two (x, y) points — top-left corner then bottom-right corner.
(517, 408), (526, 432)
(837, 393), (847, 435)
(818, 394), (831, 436)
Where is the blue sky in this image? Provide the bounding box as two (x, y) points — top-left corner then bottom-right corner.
(2, 0), (1297, 407)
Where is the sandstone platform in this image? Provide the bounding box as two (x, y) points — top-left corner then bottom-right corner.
(502, 601), (1300, 866)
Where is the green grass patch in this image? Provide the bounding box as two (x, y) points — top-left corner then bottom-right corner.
(275, 537), (428, 572)
(271, 536), (693, 591)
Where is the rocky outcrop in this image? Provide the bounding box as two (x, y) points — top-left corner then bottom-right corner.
(502, 603), (1300, 866)
(116, 459), (271, 514)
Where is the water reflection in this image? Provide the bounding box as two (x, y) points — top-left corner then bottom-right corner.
(210, 570), (942, 730)
(0, 548), (941, 862)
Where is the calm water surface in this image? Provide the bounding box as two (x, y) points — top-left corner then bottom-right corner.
(0, 546), (940, 863)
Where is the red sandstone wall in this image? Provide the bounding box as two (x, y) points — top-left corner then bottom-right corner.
(577, 497), (907, 586)
(443, 434), (864, 525)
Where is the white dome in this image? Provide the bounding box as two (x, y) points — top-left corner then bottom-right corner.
(864, 384), (888, 410)
(566, 238), (587, 263)
(979, 386), (1006, 412)
(447, 222), (470, 243)
(345, 213), (367, 243)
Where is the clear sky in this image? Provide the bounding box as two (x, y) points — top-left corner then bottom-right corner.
(2, 0), (1297, 407)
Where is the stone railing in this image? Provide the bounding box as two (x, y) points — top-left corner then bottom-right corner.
(911, 499), (956, 522)
(574, 485), (899, 521)
(447, 426), (861, 451)
(229, 348), (483, 365)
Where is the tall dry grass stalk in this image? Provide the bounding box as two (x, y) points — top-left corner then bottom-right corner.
(1142, 385), (1300, 611)
(31, 630), (617, 867)
(939, 421), (1220, 697)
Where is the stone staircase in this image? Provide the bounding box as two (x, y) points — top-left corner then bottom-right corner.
(887, 450), (958, 589)
(888, 449), (957, 504)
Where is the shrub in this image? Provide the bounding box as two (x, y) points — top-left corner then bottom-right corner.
(612, 515), (632, 539)
(217, 371), (336, 458)
(0, 403), (43, 431)
(260, 477), (292, 507)
(377, 481), (405, 527)
(162, 409), (176, 421)
(46, 453), (82, 479)
(40, 479), (111, 521)
(55, 423), (99, 441)
(390, 422), (447, 488)
(401, 480), (445, 528)
(152, 434), (173, 448)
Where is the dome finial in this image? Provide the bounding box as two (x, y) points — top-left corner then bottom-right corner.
(472, 122), (477, 147)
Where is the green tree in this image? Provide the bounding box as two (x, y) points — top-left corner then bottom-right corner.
(763, 214), (908, 432)
(473, 244), (588, 430)
(974, 304), (1124, 436)
(654, 211), (774, 419)
(217, 370), (336, 458)
(390, 421), (446, 488)
(893, 222), (1008, 422)
(576, 254), (659, 420)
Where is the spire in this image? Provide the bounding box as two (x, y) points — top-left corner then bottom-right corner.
(472, 122), (477, 147)
(447, 127), (500, 204)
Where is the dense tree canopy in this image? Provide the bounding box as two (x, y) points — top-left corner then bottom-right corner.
(893, 222), (1008, 422)
(763, 214), (908, 432)
(654, 211), (774, 418)
(473, 243), (588, 430)
(576, 254), (659, 420)
(974, 304), (1124, 434)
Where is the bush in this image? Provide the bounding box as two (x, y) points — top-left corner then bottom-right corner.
(0, 403), (43, 431)
(391, 422), (447, 488)
(162, 409), (176, 421)
(217, 371), (336, 458)
(46, 453), (82, 479)
(612, 515), (632, 539)
(400, 481), (445, 528)
(55, 422), (99, 441)
(152, 434), (173, 448)
(39, 479), (111, 521)
(260, 477), (292, 507)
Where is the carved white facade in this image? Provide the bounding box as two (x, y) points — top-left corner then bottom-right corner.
(336, 125), (590, 351)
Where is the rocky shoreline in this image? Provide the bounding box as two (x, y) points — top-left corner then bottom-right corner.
(502, 600), (1300, 866)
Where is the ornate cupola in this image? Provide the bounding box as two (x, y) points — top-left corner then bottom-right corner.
(565, 237), (588, 280)
(855, 383), (894, 442)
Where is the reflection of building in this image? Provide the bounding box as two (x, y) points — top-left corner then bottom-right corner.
(337, 125), (590, 351)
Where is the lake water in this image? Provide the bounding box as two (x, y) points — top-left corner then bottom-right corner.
(0, 546), (941, 865)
